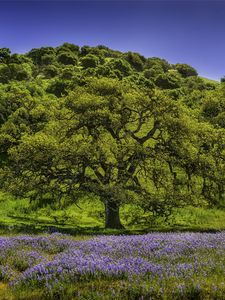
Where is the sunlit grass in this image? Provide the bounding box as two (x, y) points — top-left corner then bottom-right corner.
(0, 191), (225, 235)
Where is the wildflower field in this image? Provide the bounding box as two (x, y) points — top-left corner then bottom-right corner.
(0, 232), (224, 300)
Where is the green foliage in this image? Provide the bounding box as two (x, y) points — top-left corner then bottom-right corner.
(56, 43), (80, 54)
(200, 89), (225, 129)
(143, 65), (164, 79)
(0, 83), (34, 125)
(202, 98), (221, 118)
(182, 90), (205, 108)
(0, 47), (11, 63)
(144, 57), (171, 72)
(155, 72), (181, 89)
(43, 65), (59, 78)
(57, 52), (78, 65)
(60, 66), (77, 80)
(80, 54), (100, 69)
(27, 47), (55, 65)
(41, 54), (56, 65)
(124, 51), (145, 71)
(0, 63), (32, 83)
(175, 63), (198, 77)
(105, 58), (132, 77)
(123, 74), (155, 89)
(9, 53), (32, 64)
(0, 43), (224, 229)
(183, 76), (208, 91)
(46, 79), (70, 97)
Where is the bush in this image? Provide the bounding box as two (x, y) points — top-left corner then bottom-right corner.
(57, 52), (78, 65)
(124, 51), (145, 71)
(175, 63), (198, 77)
(46, 79), (70, 97)
(106, 59), (132, 77)
(43, 65), (59, 78)
(80, 54), (100, 69)
(155, 73), (180, 89)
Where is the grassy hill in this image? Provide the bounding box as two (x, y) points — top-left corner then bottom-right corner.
(0, 44), (225, 231)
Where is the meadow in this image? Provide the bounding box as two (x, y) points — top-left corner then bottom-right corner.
(0, 232), (224, 300)
(0, 191), (224, 299)
(1, 191), (225, 235)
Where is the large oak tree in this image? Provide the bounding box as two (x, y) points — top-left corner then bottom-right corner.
(1, 77), (215, 228)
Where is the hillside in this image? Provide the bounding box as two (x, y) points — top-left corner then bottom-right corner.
(0, 44), (225, 230)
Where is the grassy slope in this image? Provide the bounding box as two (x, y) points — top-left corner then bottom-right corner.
(0, 191), (224, 235)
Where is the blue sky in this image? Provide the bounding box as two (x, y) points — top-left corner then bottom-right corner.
(1, 1), (225, 80)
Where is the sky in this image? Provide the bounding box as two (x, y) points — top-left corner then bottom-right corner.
(1, 0), (225, 81)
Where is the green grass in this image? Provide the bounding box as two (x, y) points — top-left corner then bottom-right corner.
(170, 206), (225, 230)
(0, 190), (224, 299)
(0, 191), (224, 235)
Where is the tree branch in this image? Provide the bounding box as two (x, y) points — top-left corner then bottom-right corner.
(129, 120), (160, 144)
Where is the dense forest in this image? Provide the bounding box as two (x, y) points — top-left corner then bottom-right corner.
(0, 43), (224, 229)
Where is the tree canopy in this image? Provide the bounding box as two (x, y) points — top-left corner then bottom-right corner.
(0, 44), (224, 228)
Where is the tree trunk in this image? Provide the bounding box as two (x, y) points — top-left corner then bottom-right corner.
(105, 199), (124, 229)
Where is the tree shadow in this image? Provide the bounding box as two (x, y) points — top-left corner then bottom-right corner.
(0, 219), (222, 236)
